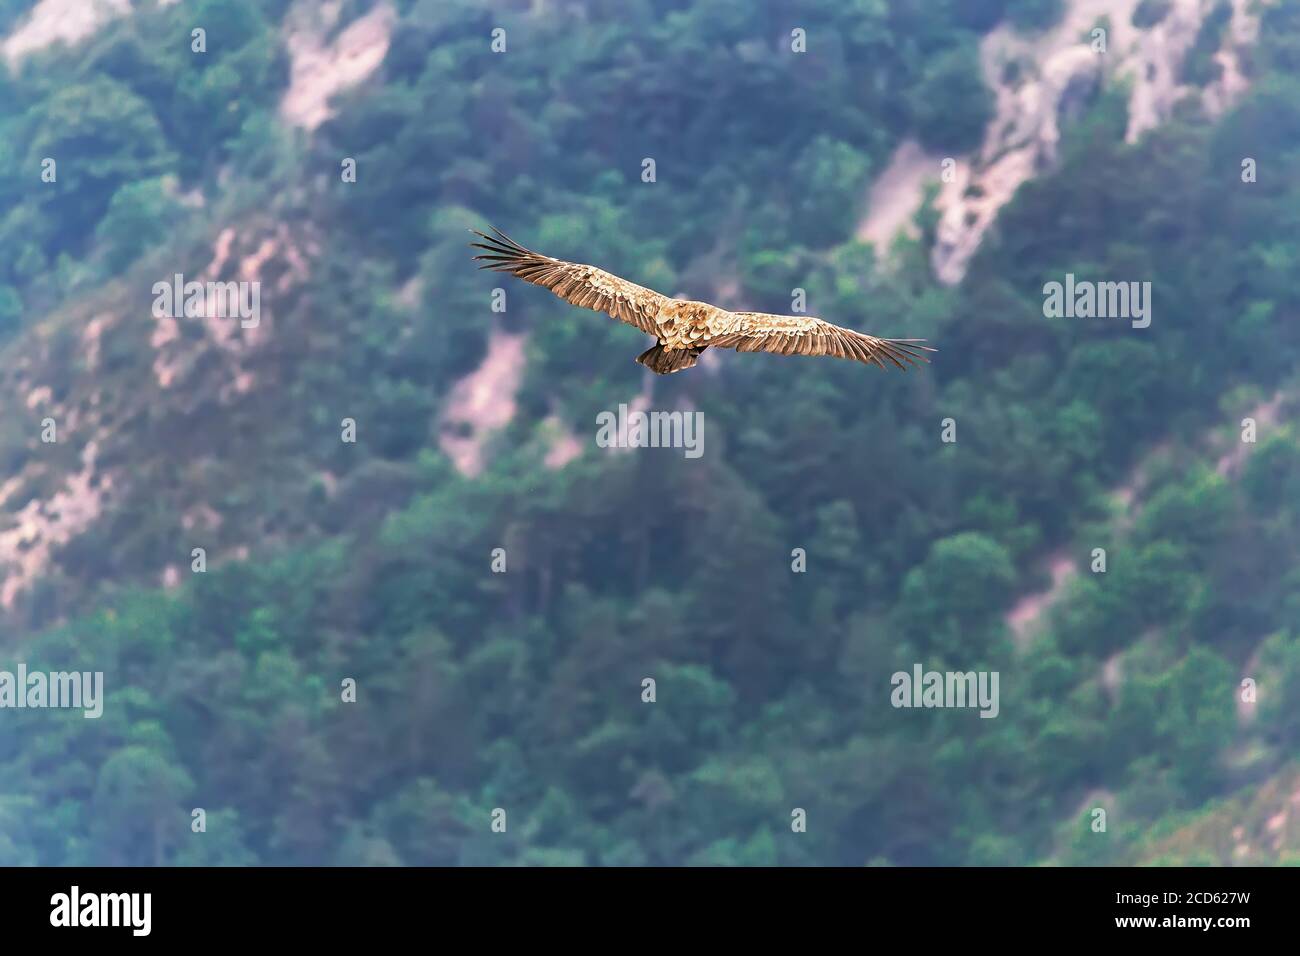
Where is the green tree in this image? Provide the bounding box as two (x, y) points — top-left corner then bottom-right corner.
(907, 42), (994, 152)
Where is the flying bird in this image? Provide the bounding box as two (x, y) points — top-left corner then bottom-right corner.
(470, 227), (934, 375)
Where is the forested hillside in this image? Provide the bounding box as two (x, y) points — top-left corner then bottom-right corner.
(1, 0), (1298, 865)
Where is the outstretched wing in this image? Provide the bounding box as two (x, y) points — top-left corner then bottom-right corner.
(470, 227), (667, 335)
(713, 312), (934, 370)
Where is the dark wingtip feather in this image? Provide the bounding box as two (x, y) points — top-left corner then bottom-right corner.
(879, 337), (936, 369)
(468, 226), (533, 267)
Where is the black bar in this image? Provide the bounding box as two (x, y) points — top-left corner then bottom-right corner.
(0, 866), (1280, 942)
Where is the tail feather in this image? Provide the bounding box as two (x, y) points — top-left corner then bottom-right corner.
(636, 344), (701, 375)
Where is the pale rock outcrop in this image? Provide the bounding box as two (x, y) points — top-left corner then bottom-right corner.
(1203, 0), (1266, 118)
(2, 0), (132, 65)
(439, 330), (527, 477)
(860, 0), (1269, 285)
(856, 139), (944, 250)
(0, 441), (110, 609)
(281, 0), (396, 131)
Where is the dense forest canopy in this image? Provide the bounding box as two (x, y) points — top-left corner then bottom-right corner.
(0, 0), (1297, 865)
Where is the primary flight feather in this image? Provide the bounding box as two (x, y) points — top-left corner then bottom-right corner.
(470, 227), (934, 375)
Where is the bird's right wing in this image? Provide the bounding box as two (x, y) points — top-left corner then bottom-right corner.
(470, 227), (667, 335)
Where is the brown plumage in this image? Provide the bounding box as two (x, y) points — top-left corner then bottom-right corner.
(470, 227), (934, 375)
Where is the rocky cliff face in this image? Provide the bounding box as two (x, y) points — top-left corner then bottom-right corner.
(858, 0), (1269, 285)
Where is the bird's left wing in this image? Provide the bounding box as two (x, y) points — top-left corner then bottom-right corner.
(712, 312), (934, 370)
(470, 227), (667, 335)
